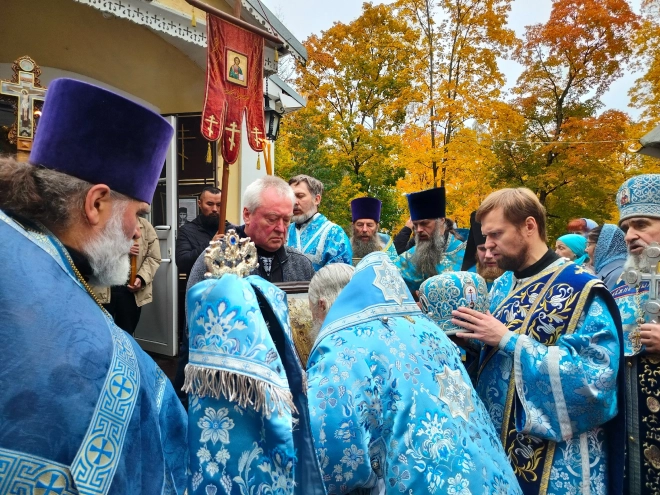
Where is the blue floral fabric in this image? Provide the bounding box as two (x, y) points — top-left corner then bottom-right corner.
(478, 260), (622, 494)
(186, 273), (325, 495)
(611, 279), (649, 356)
(0, 209), (187, 495)
(287, 213), (352, 271)
(307, 252), (522, 495)
(392, 234), (466, 292)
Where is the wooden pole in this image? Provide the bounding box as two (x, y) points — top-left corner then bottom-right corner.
(218, 158), (230, 235)
(232, 0), (241, 18)
(185, 0), (283, 45)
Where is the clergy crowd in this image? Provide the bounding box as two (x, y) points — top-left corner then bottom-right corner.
(1, 78), (659, 495)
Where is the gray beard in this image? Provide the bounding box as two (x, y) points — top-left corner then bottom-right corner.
(351, 233), (383, 258)
(292, 210), (316, 225)
(623, 251), (653, 274)
(82, 202), (134, 286)
(411, 229), (447, 276)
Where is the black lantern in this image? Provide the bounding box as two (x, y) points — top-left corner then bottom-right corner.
(264, 95), (284, 141)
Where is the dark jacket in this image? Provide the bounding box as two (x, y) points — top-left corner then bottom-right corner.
(175, 216), (233, 277)
(186, 225), (315, 290)
(394, 225), (415, 254)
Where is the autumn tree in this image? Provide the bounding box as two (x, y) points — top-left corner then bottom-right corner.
(395, 0), (516, 187)
(630, 0), (660, 123)
(277, 2), (418, 231)
(491, 0), (639, 238)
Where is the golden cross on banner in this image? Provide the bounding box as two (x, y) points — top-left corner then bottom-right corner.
(205, 114), (219, 138)
(178, 124), (195, 170)
(224, 121), (240, 151)
(251, 126), (263, 144)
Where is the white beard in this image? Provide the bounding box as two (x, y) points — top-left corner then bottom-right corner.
(82, 202), (134, 286)
(623, 250), (653, 274)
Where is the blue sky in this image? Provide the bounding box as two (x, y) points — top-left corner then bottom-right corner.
(263, 0), (643, 118)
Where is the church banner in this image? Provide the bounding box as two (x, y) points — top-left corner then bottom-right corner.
(201, 15), (265, 164)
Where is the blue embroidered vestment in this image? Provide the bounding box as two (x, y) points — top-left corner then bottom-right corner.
(185, 273), (325, 495)
(307, 252), (522, 495)
(287, 212), (352, 271)
(0, 209), (188, 495)
(477, 260), (624, 495)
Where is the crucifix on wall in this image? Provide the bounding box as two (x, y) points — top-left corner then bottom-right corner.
(0, 56), (47, 151)
(178, 123), (195, 170)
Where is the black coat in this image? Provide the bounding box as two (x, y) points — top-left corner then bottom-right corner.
(175, 216), (233, 277)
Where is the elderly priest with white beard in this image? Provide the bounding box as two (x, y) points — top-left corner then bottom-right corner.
(393, 186), (466, 292)
(0, 79), (187, 494)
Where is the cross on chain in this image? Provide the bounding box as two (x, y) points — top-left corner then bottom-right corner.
(37, 473), (64, 495)
(178, 124), (195, 171)
(90, 439), (113, 465)
(0, 71), (46, 141)
(224, 122), (240, 151)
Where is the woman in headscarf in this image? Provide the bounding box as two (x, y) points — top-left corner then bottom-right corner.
(555, 233), (589, 265)
(586, 224), (627, 290)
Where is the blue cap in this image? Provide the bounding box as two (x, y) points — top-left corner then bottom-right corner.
(407, 187), (445, 221)
(351, 197), (382, 222)
(30, 78), (173, 204)
(617, 174), (660, 224)
(419, 271), (489, 335)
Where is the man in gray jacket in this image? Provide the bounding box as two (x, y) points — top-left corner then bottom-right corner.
(187, 175), (314, 288)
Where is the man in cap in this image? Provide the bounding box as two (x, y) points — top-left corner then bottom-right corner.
(0, 79), (187, 494)
(349, 196), (397, 264)
(610, 174), (660, 493)
(287, 174), (352, 270)
(392, 187), (466, 292)
(451, 187), (624, 495)
(461, 211), (504, 290)
(306, 254), (523, 495)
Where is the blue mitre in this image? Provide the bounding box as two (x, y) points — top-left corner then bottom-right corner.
(30, 78), (173, 203)
(616, 174), (660, 224)
(406, 186), (446, 221)
(351, 197), (382, 222)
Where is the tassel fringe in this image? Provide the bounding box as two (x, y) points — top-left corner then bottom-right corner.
(183, 364), (297, 418)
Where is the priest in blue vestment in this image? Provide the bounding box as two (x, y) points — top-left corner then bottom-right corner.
(393, 187), (466, 292)
(452, 188), (624, 495)
(0, 79), (187, 494)
(184, 231), (325, 495)
(610, 174), (660, 493)
(349, 197), (397, 265)
(287, 174), (352, 270)
(306, 253), (523, 495)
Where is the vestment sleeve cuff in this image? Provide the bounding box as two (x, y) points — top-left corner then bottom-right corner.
(497, 332), (516, 352)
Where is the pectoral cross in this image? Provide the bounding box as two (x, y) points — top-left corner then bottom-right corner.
(0, 69), (46, 150)
(624, 242), (660, 325)
(178, 124), (195, 171)
(205, 114), (219, 138)
(224, 121), (240, 151)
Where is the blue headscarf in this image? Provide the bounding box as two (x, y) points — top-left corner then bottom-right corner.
(594, 224), (627, 273)
(557, 233), (588, 265)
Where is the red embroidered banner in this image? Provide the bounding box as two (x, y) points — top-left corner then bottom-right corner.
(201, 15), (265, 164)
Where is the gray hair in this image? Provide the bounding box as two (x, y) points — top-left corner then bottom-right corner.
(0, 155), (129, 230)
(243, 175), (295, 213)
(288, 174), (324, 197)
(309, 263), (355, 309)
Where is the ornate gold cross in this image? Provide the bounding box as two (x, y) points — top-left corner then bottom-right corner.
(224, 121), (240, 151)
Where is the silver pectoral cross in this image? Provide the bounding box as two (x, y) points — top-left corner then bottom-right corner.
(623, 242), (660, 325)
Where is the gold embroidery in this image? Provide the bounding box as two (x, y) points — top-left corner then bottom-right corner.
(505, 429), (545, 482)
